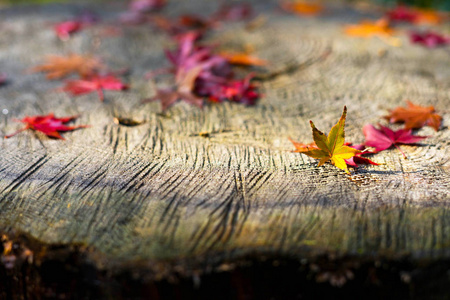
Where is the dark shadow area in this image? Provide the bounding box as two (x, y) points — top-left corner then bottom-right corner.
(1, 231), (450, 300)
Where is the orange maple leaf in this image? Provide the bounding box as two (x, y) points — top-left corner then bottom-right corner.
(288, 137), (318, 152)
(280, 1), (324, 16)
(344, 19), (394, 38)
(220, 52), (268, 67)
(32, 54), (103, 80)
(385, 101), (442, 131)
(415, 9), (444, 25)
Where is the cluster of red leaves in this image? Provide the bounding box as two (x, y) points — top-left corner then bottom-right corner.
(289, 138), (379, 169)
(290, 101), (441, 172)
(387, 5), (444, 25)
(5, 113), (88, 140)
(32, 53), (128, 102)
(54, 11), (99, 40)
(144, 4), (261, 111)
(410, 31), (450, 48)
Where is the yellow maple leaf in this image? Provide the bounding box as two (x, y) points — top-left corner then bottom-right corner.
(301, 106), (361, 174)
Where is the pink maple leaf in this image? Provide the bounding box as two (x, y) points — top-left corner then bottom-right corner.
(410, 31), (450, 48)
(344, 144), (379, 167)
(363, 124), (427, 158)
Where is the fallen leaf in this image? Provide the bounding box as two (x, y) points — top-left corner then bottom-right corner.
(344, 19), (394, 38)
(386, 101), (442, 131)
(363, 124), (427, 158)
(4, 113), (88, 140)
(199, 74), (260, 105)
(63, 75), (129, 101)
(410, 31), (450, 48)
(32, 54), (103, 80)
(129, 0), (165, 12)
(414, 9), (444, 25)
(387, 5), (419, 23)
(301, 106), (361, 174)
(220, 52), (268, 66)
(280, 1), (324, 16)
(54, 20), (83, 40)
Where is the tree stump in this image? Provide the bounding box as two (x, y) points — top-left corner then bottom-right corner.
(0, 1), (449, 299)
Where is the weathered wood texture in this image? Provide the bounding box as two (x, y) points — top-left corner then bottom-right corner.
(0, 0), (449, 272)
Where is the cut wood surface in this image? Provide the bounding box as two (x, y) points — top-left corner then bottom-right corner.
(0, 0), (449, 275)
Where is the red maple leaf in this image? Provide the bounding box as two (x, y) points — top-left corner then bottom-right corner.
(410, 31), (450, 48)
(4, 113), (89, 140)
(63, 75), (129, 101)
(387, 5), (419, 23)
(54, 12), (99, 40)
(363, 124), (427, 158)
(344, 144), (379, 167)
(197, 74), (259, 105)
(54, 20), (83, 40)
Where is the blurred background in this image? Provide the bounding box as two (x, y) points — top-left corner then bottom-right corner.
(0, 0), (449, 10)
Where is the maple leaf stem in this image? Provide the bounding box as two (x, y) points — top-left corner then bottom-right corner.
(4, 127), (28, 139)
(393, 143), (407, 159)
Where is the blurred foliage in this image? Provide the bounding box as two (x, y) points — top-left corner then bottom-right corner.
(0, 0), (67, 4)
(0, 0), (449, 10)
(372, 0), (450, 10)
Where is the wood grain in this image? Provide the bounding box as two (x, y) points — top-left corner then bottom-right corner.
(0, 0), (449, 271)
